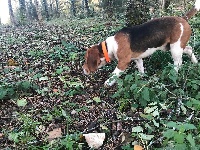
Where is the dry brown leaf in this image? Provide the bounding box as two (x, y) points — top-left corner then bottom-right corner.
(53, 89), (58, 93)
(7, 58), (18, 66)
(47, 128), (62, 141)
(119, 132), (134, 145)
(134, 145), (143, 150)
(0, 133), (3, 138)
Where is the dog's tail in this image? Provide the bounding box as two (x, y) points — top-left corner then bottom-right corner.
(183, 0), (200, 21)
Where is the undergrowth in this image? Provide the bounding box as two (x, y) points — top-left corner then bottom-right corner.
(0, 11), (200, 150)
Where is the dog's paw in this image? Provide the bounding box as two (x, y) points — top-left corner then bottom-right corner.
(104, 80), (111, 87)
(104, 79), (116, 87)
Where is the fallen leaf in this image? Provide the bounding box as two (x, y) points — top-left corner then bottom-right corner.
(83, 133), (105, 149)
(93, 97), (101, 103)
(17, 98), (27, 107)
(134, 145), (143, 150)
(71, 110), (77, 115)
(117, 122), (122, 131)
(4, 66), (17, 69)
(47, 128), (62, 141)
(53, 89), (58, 93)
(39, 76), (49, 81)
(0, 133), (3, 138)
(132, 126), (143, 133)
(119, 132), (134, 144)
(35, 125), (46, 134)
(139, 133), (154, 140)
(7, 58), (18, 66)
(100, 124), (109, 130)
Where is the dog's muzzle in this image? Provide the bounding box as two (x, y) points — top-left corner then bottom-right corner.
(83, 68), (89, 75)
(82, 65), (90, 75)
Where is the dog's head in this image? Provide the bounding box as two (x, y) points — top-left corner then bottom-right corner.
(82, 45), (106, 75)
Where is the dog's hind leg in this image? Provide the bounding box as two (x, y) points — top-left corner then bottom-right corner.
(183, 46), (198, 63)
(134, 59), (144, 73)
(170, 44), (184, 72)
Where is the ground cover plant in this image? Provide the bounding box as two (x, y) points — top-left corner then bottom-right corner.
(0, 7), (200, 150)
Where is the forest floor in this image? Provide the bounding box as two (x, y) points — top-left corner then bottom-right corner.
(0, 16), (200, 150)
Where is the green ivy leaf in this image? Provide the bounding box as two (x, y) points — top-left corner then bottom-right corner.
(39, 76), (49, 81)
(21, 81), (31, 90)
(56, 68), (64, 74)
(17, 98), (27, 107)
(140, 113), (153, 120)
(163, 129), (175, 139)
(195, 92), (200, 100)
(169, 69), (177, 84)
(186, 134), (195, 148)
(152, 110), (159, 117)
(0, 90), (7, 99)
(130, 84), (137, 90)
(144, 106), (157, 114)
(182, 123), (196, 130)
(61, 109), (67, 118)
(141, 87), (150, 101)
(66, 81), (83, 88)
(139, 133), (154, 140)
(132, 126), (143, 133)
(166, 121), (177, 128)
(180, 105), (187, 114)
(174, 143), (187, 150)
(93, 97), (101, 103)
(8, 132), (19, 143)
(153, 119), (159, 127)
(174, 133), (185, 144)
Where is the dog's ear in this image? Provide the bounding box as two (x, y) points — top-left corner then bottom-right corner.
(87, 47), (100, 72)
(82, 45), (96, 51)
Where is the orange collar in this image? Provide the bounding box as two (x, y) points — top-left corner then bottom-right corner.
(102, 41), (111, 63)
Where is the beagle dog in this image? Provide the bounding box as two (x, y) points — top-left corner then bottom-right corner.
(83, 0), (199, 86)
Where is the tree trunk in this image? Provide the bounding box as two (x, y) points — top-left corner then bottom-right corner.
(85, 0), (90, 16)
(103, 0), (114, 18)
(19, 0), (27, 23)
(49, 0), (53, 17)
(82, 0), (85, 11)
(161, 0), (171, 11)
(8, 0), (18, 26)
(55, 0), (60, 17)
(126, 0), (151, 26)
(70, 0), (76, 16)
(34, 0), (43, 23)
(164, 0), (170, 11)
(42, 0), (50, 20)
(26, 1), (31, 21)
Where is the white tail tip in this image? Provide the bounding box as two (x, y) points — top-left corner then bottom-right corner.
(195, 0), (200, 11)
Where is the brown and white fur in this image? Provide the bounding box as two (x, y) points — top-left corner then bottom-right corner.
(83, 0), (200, 86)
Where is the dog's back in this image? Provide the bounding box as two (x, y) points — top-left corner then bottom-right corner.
(117, 17), (190, 52)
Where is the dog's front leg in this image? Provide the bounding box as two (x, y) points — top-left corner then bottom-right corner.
(104, 67), (124, 86)
(104, 59), (131, 86)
